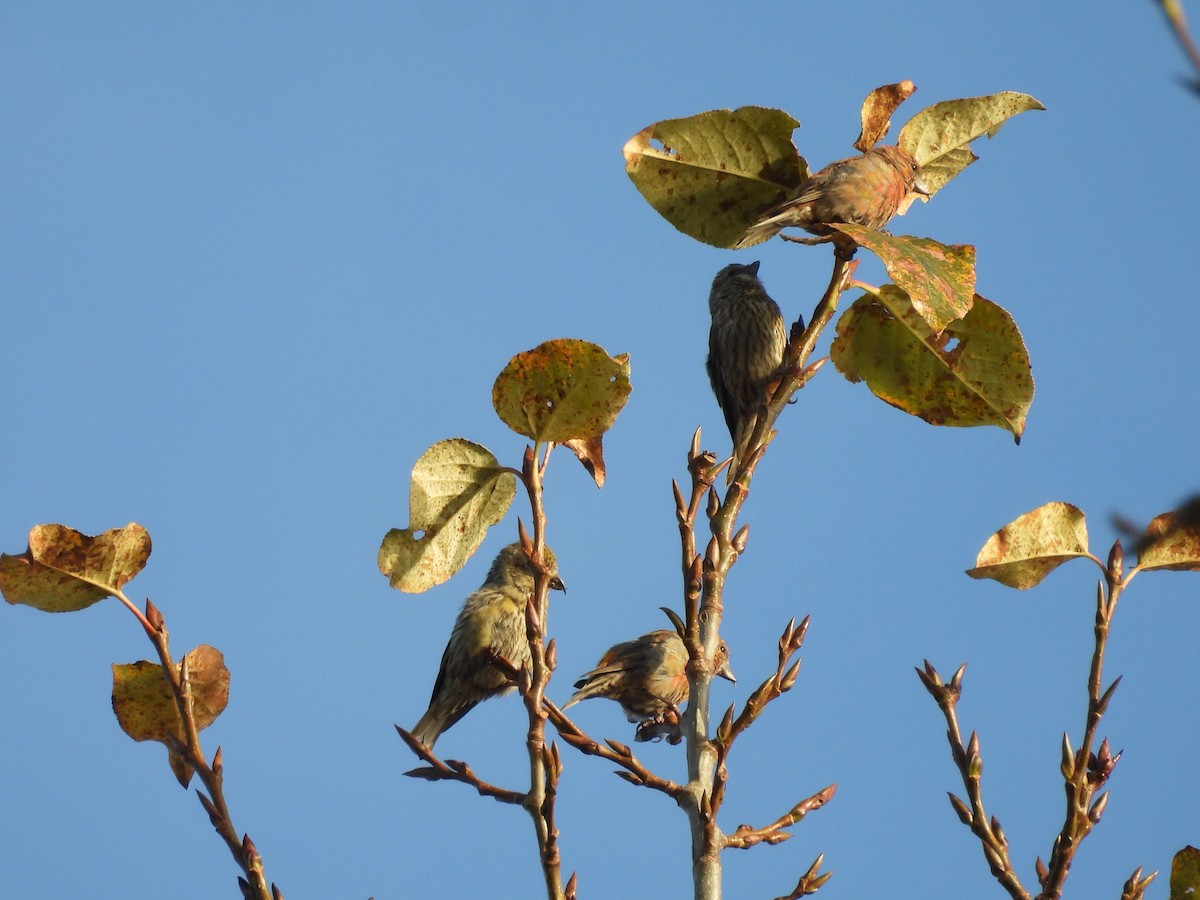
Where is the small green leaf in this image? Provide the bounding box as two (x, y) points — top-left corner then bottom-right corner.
(492, 338), (631, 442)
(624, 106), (806, 248)
(966, 502), (1090, 589)
(831, 288), (1033, 441)
(378, 438), (516, 594)
(0, 523), (151, 613)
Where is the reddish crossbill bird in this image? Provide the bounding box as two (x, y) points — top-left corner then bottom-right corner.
(735, 144), (930, 249)
(706, 261), (787, 479)
(411, 542), (565, 749)
(562, 629), (735, 743)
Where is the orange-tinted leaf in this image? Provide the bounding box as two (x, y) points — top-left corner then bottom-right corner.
(0, 523), (151, 613)
(562, 435), (607, 488)
(378, 438), (516, 593)
(855, 80), (918, 151)
(492, 338), (631, 442)
(1136, 508), (1200, 572)
(831, 288), (1033, 440)
(624, 107), (806, 248)
(112, 644), (230, 786)
(966, 502), (1091, 589)
(834, 228), (975, 332)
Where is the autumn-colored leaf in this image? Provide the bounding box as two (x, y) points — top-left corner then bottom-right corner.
(623, 107), (806, 248)
(1135, 506), (1200, 572)
(112, 645), (230, 786)
(0, 523), (151, 613)
(831, 287), (1033, 441)
(966, 502), (1091, 589)
(492, 338), (631, 442)
(562, 435), (607, 488)
(833, 228), (975, 332)
(855, 80), (918, 152)
(378, 438), (516, 593)
(897, 91), (1044, 198)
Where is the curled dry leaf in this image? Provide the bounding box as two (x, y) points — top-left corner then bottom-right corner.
(855, 80), (918, 152)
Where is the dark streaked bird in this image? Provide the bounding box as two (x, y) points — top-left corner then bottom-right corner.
(411, 542), (565, 749)
(562, 629), (735, 742)
(735, 144), (930, 249)
(706, 261), (787, 477)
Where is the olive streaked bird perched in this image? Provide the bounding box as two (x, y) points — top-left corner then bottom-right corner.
(411, 542), (565, 749)
(735, 144), (930, 249)
(706, 261), (787, 480)
(562, 629), (735, 743)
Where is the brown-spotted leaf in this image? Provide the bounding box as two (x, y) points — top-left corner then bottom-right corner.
(112, 645), (230, 784)
(1136, 507), (1200, 572)
(966, 502), (1091, 589)
(493, 338), (631, 442)
(562, 435), (606, 488)
(378, 438), (516, 593)
(0, 523), (151, 613)
(897, 92), (1045, 197)
(1171, 845), (1200, 900)
(832, 228), (975, 332)
(855, 80), (918, 151)
(624, 107), (806, 248)
(831, 287), (1032, 441)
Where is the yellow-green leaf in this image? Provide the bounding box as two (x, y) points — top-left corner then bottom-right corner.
(378, 438), (516, 593)
(830, 287), (1033, 441)
(112, 645), (230, 786)
(854, 80), (918, 152)
(834, 229), (976, 332)
(492, 338), (631, 442)
(0, 523), (151, 613)
(623, 106), (806, 248)
(1136, 507), (1200, 572)
(1171, 845), (1200, 899)
(966, 502), (1090, 589)
(897, 92), (1045, 197)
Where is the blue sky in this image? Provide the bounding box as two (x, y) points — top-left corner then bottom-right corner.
(3, 3), (1199, 898)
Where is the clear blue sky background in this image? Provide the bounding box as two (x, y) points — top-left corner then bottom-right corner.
(3, 4), (1199, 899)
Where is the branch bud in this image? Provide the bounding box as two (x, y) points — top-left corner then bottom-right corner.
(732, 524), (749, 554)
(947, 792), (972, 825)
(1107, 539), (1124, 580)
(1087, 790), (1109, 822)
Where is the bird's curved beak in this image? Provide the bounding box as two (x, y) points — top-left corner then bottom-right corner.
(913, 174), (931, 196)
(716, 660), (736, 683)
(549, 576), (566, 593)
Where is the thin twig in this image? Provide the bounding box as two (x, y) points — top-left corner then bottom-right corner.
(545, 699), (683, 798)
(724, 785), (837, 849)
(395, 726), (528, 805)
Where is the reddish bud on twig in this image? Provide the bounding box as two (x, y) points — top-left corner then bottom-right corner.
(271, 883), (285, 900)
(1035, 856), (1049, 885)
(690, 427), (702, 462)
(948, 792), (972, 825)
(780, 660), (801, 692)
(565, 872), (578, 900)
(145, 598), (164, 631)
(1107, 539), (1124, 580)
(1097, 676), (1122, 715)
(545, 638), (557, 672)
(672, 480), (687, 520)
(706, 488), (719, 519)
(212, 746), (223, 777)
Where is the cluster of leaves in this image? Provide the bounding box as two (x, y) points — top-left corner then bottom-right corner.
(626, 84), (1041, 442)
